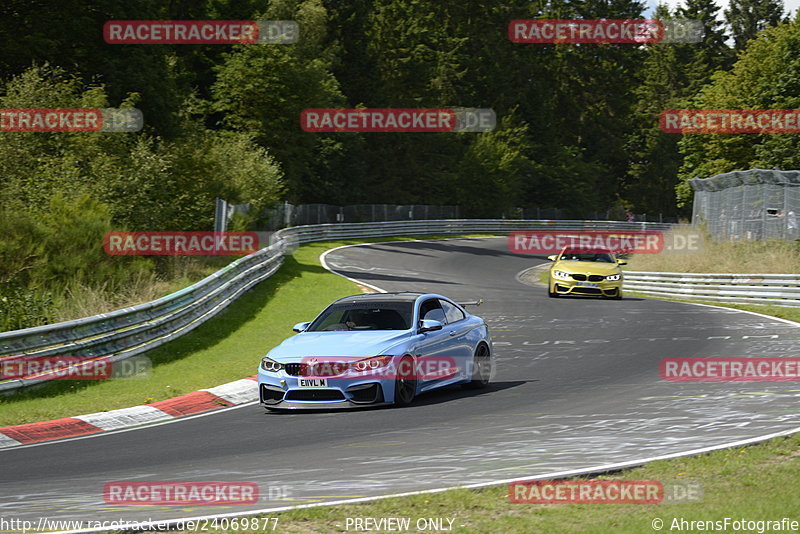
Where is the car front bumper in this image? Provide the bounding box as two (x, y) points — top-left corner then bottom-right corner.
(550, 276), (622, 297)
(257, 368), (392, 410)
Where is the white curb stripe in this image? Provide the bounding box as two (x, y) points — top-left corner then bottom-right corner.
(0, 432), (23, 449)
(202, 378), (259, 405)
(74, 405), (174, 431)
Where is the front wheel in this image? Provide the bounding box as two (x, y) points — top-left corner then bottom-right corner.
(547, 281), (558, 298)
(464, 344), (491, 389)
(393, 356), (417, 406)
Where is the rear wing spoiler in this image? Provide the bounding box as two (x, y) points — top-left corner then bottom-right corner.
(458, 299), (483, 307)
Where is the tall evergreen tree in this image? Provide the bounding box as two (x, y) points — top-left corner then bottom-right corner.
(624, 4), (686, 216)
(676, 0), (733, 93)
(725, 0), (785, 52)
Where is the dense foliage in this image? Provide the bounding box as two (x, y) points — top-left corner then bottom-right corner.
(0, 0), (795, 328)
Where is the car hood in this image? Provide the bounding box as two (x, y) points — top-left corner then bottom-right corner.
(553, 261), (621, 275)
(266, 330), (411, 361)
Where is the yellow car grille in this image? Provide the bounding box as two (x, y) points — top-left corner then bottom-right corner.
(571, 274), (606, 282)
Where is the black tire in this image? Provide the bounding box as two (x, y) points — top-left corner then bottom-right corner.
(464, 343), (491, 389)
(547, 283), (558, 298)
(393, 356), (417, 406)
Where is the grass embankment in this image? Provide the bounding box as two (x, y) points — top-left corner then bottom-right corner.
(0, 241), (358, 426)
(626, 231), (800, 273)
(0, 235), (487, 426)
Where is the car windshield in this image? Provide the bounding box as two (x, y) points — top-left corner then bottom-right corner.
(560, 252), (615, 263)
(307, 302), (413, 331)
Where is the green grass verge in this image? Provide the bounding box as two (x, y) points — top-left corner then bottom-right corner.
(176, 431), (800, 533)
(0, 234), (490, 427)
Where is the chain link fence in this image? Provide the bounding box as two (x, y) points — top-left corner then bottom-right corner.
(260, 203), (461, 230)
(690, 169), (800, 241)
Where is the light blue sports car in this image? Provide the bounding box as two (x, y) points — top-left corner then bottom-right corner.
(258, 292), (493, 410)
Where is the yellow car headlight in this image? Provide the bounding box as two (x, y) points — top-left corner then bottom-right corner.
(606, 274), (621, 281)
(552, 270), (571, 281)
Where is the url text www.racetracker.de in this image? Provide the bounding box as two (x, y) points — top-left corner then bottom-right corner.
(0, 516), (280, 533)
(651, 517), (799, 532)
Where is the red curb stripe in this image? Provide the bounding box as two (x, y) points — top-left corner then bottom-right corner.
(149, 391), (232, 417)
(0, 418), (103, 444)
(245, 375), (257, 381)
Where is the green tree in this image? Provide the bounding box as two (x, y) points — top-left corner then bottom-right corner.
(725, 0), (785, 52)
(624, 4), (687, 215)
(212, 0), (355, 203)
(676, 0), (733, 93)
(675, 20), (800, 207)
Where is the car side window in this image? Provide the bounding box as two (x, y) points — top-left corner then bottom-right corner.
(418, 298), (446, 324)
(440, 299), (465, 324)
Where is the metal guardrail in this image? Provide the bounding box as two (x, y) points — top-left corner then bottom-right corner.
(274, 218), (673, 246)
(0, 219), (671, 392)
(624, 272), (800, 306)
(0, 244), (285, 392)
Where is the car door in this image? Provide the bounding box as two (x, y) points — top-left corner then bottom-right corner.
(439, 298), (474, 380)
(414, 298), (460, 390)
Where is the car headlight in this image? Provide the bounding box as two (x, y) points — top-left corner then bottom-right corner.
(552, 270), (571, 281)
(350, 355), (392, 372)
(261, 357), (283, 372)
(606, 274), (621, 281)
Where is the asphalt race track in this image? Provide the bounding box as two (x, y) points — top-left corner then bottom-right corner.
(3, 237), (800, 526)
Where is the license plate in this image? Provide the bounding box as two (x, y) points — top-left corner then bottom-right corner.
(576, 281), (599, 287)
(298, 378), (328, 387)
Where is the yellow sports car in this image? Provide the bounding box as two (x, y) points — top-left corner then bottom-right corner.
(547, 250), (626, 299)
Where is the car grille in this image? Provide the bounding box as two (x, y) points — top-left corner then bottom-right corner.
(285, 389), (346, 401)
(570, 274), (605, 282)
(572, 287), (602, 295)
(284, 362), (348, 377)
(283, 363), (307, 376)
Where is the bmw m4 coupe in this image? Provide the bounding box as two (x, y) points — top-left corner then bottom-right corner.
(258, 292), (493, 410)
(547, 249), (626, 299)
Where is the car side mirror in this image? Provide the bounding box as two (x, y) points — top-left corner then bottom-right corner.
(617, 259), (627, 265)
(547, 255), (557, 261)
(292, 321), (311, 333)
(418, 319), (444, 333)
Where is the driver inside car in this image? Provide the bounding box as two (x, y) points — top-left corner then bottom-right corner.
(346, 309), (376, 330)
